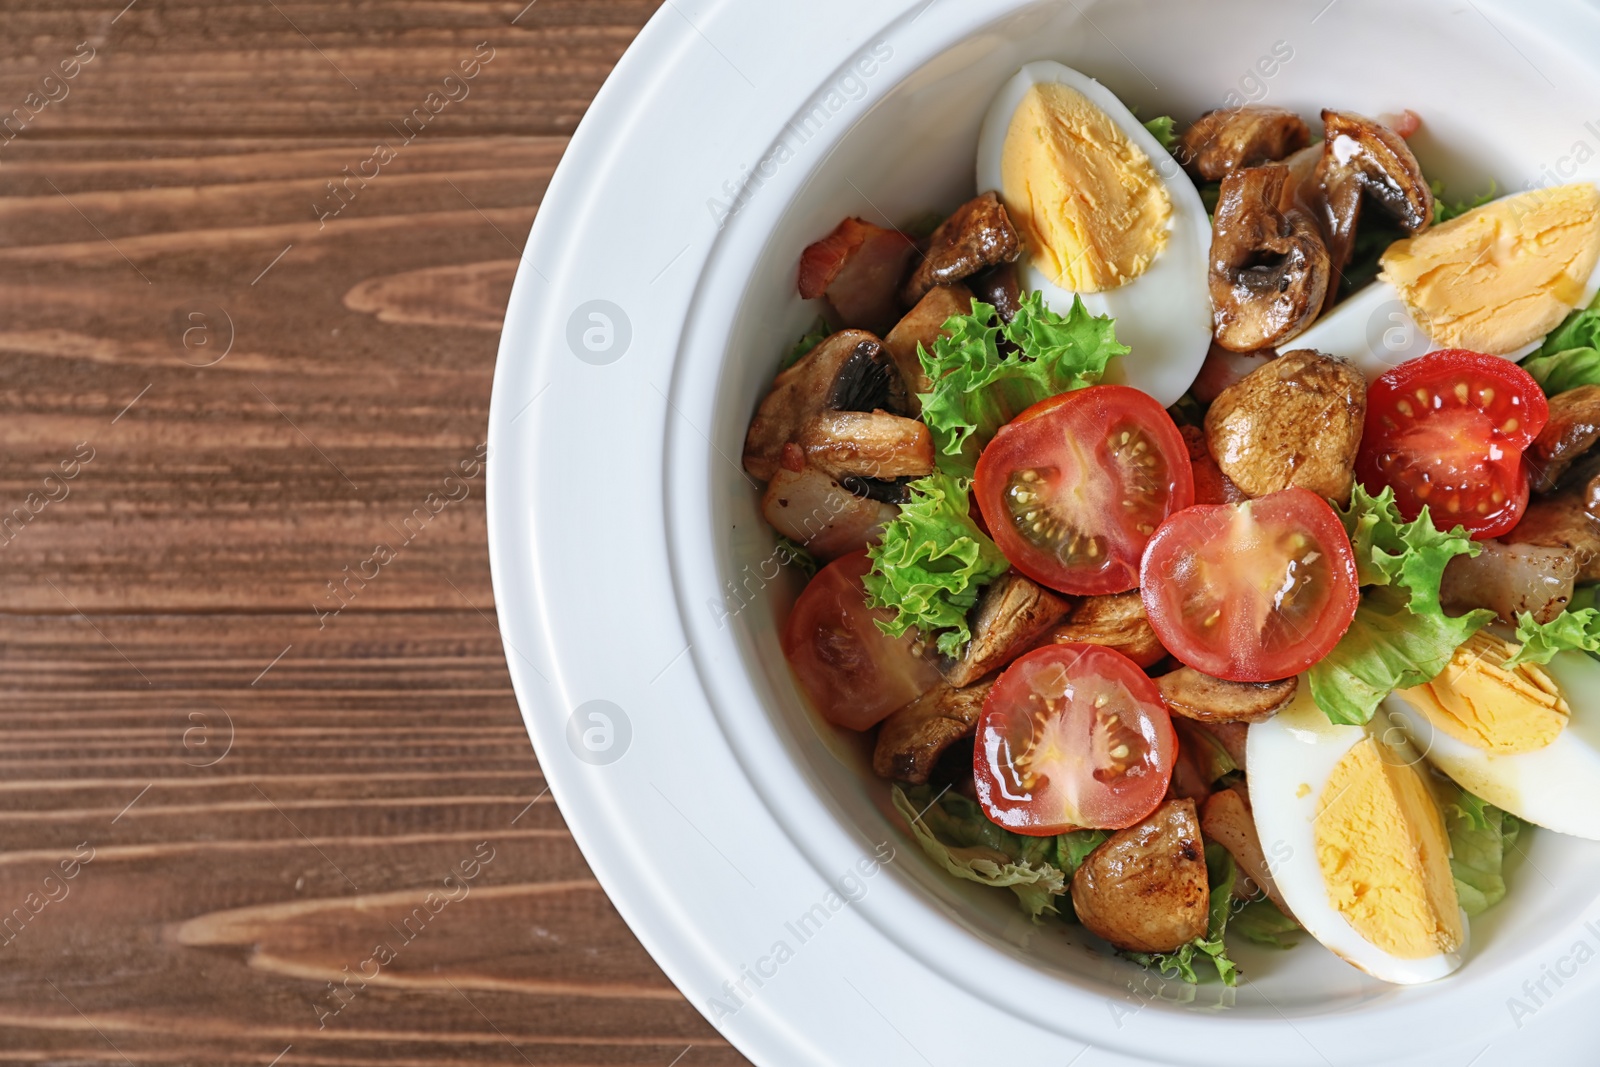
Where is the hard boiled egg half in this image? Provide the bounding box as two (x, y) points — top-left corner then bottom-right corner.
(1384, 630), (1600, 840)
(976, 61), (1212, 408)
(1248, 686), (1467, 984)
(1293, 182), (1600, 380)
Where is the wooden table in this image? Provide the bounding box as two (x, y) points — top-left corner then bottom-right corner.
(0, 3), (747, 1063)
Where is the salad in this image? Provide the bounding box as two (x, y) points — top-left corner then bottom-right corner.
(744, 61), (1600, 988)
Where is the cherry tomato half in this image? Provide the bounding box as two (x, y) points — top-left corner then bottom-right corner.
(1357, 349), (1549, 539)
(974, 385), (1195, 596)
(1139, 488), (1360, 682)
(781, 549), (941, 732)
(974, 643), (1176, 834)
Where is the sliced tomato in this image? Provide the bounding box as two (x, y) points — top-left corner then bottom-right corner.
(1357, 349), (1549, 539)
(973, 385), (1195, 596)
(974, 644), (1176, 834)
(1140, 488), (1359, 682)
(781, 549), (941, 732)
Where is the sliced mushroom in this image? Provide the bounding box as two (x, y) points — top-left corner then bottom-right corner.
(968, 262), (1023, 323)
(1200, 787), (1291, 915)
(1070, 798), (1210, 954)
(901, 192), (1022, 305)
(1530, 385), (1600, 493)
(761, 450), (898, 561)
(798, 410), (935, 482)
(1507, 487), (1600, 582)
(944, 573), (1072, 688)
(1209, 165), (1332, 352)
(883, 283), (972, 408)
(1178, 105), (1311, 182)
(1310, 109), (1434, 310)
(1440, 540), (1578, 625)
(1157, 667), (1298, 725)
(1048, 592), (1168, 669)
(872, 678), (994, 784)
(743, 330), (907, 481)
(1203, 348), (1367, 504)
(798, 217), (919, 334)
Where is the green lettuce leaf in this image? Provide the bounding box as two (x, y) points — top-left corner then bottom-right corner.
(864, 470), (1011, 657)
(782, 316), (832, 369)
(1143, 115), (1178, 151)
(1521, 293), (1600, 395)
(1439, 781), (1524, 916)
(1307, 486), (1494, 725)
(1230, 899), (1301, 948)
(1430, 179), (1497, 224)
(892, 785), (1066, 920)
(917, 294), (1127, 478)
(773, 535), (819, 580)
(1503, 608), (1600, 668)
(1056, 829), (1110, 879)
(1126, 844), (1239, 986)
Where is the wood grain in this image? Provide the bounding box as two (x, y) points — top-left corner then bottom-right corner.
(0, 2), (748, 1063)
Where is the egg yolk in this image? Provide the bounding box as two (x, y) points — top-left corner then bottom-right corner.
(1380, 183), (1600, 355)
(1315, 736), (1463, 961)
(1399, 630), (1569, 755)
(999, 82), (1171, 293)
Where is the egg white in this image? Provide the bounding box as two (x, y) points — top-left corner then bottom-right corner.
(1291, 185), (1600, 381)
(1384, 649), (1600, 841)
(975, 61), (1213, 409)
(1247, 688), (1467, 984)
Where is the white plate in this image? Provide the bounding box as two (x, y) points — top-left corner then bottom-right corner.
(487, 2), (1600, 1063)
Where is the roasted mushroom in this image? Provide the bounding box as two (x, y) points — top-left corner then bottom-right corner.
(901, 192), (1022, 305)
(798, 410), (935, 482)
(1507, 487), (1600, 582)
(1178, 105), (1311, 182)
(873, 679), (994, 784)
(1209, 165), (1332, 352)
(944, 573), (1072, 688)
(761, 447), (899, 561)
(1309, 110), (1434, 309)
(1200, 787), (1291, 915)
(798, 218), (918, 334)
(883, 283), (972, 408)
(1047, 592), (1168, 669)
(1439, 540), (1578, 625)
(1157, 667), (1298, 725)
(968, 262), (1023, 323)
(1203, 348), (1367, 503)
(1070, 798), (1210, 954)
(1530, 385), (1600, 493)
(743, 330), (907, 481)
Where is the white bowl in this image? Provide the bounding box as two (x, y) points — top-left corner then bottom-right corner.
(487, 2), (1600, 1063)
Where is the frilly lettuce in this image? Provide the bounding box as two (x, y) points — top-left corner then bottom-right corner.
(1503, 607), (1600, 668)
(916, 293), (1127, 479)
(892, 785), (1066, 920)
(1307, 486), (1494, 725)
(863, 470), (1010, 658)
(1143, 115), (1178, 151)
